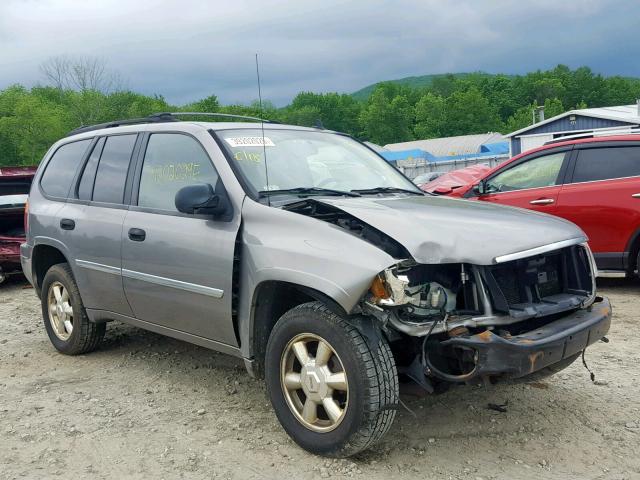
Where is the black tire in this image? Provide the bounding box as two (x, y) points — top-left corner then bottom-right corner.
(265, 301), (398, 457)
(41, 263), (105, 355)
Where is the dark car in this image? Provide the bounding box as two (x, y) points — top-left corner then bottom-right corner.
(0, 166), (36, 283)
(421, 134), (640, 277)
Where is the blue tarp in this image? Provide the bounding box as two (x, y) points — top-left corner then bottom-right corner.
(379, 149), (435, 162)
(379, 141), (510, 164)
(480, 141), (510, 155)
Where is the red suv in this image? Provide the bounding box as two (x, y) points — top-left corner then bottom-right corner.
(421, 134), (640, 277)
(0, 166), (36, 284)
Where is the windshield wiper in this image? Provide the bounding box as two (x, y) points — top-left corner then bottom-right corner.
(258, 187), (361, 198)
(351, 187), (424, 195)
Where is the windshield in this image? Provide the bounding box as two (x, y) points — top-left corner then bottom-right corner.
(216, 129), (420, 197)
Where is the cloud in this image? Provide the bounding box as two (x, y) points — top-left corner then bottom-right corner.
(0, 0), (635, 106)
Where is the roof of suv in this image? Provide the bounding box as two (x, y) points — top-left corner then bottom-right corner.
(64, 120), (325, 143)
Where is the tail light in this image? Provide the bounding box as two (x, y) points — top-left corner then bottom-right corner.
(24, 199), (29, 236)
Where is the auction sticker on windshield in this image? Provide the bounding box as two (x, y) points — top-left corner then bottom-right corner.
(225, 136), (275, 147)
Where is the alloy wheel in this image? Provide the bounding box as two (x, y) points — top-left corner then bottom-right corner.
(280, 333), (349, 432)
(47, 281), (74, 341)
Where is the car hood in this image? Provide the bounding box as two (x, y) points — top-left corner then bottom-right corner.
(420, 164), (490, 194)
(317, 195), (586, 265)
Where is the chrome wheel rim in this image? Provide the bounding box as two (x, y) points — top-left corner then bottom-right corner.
(47, 281), (74, 341)
(280, 333), (349, 432)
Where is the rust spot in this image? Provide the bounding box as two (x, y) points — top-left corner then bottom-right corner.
(476, 330), (493, 342)
(528, 351), (544, 373)
(448, 326), (470, 338)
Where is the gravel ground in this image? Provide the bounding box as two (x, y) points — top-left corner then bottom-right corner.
(0, 274), (638, 480)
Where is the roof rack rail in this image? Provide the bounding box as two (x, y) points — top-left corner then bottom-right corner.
(66, 111), (275, 137)
(543, 127), (640, 145)
(165, 112), (275, 123)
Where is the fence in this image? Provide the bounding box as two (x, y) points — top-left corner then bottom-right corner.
(396, 155), (509, 178)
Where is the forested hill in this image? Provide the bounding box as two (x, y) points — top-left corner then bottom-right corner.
(2, 64), (640, 166)
(351, 73), (491, 101)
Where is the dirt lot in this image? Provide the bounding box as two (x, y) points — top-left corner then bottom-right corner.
(0, 275), (638, 480)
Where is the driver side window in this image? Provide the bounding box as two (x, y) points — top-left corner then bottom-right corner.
(486, 152), (566, 193)
(138, 133), (220, 211)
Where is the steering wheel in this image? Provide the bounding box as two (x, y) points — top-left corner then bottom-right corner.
(317, 177), (341, 188)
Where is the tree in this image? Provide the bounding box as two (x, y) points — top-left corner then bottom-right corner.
(414, 92), (445, 138)
(40, 55), (123, 93)
(504, 98), (565, 133)
(440, 88), (504, 136)
(359, 88), (413, 145)
(0, 94), (66, 165)
(287, 92), (361, 134)
(182, 95), (220, 113)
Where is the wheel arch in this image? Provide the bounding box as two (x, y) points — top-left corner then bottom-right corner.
(624, 226), (640, 273)
(31, 240), (72, 297)
(247, 280), (349, 378)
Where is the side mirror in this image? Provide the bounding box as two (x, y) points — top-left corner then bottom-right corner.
(473, 180), (487, 196)
(175, 181), (231, 219)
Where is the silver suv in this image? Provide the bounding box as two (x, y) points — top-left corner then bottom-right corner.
(22, 113), (611, 457)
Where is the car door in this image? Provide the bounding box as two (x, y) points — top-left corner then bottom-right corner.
(555, 143), (640, 270)
(121, 132), (240, 345)
(475, 148), (572, 214)
(61, 134), (140, 316)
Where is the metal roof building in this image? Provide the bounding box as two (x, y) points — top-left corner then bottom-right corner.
(506, 103), (640, 155)
(384, 132), (504, 157)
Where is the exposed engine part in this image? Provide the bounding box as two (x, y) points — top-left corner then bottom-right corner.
(373, 266), (457, 313)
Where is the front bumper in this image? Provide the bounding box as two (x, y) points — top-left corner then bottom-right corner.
(439, 296), (611, 381)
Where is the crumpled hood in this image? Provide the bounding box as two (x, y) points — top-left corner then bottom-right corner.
(317, 195), (586, 265)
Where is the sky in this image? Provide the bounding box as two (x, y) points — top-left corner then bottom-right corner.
(1, 0), (638, 106)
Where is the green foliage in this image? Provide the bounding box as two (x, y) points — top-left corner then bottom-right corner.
(414, 92), (445, 138)
(359, 89), (413, 145)
(283, 92), (361, 134)
(3, 64), (640, 166)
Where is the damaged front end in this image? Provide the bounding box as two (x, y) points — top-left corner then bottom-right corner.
(361, 243), (611, 387)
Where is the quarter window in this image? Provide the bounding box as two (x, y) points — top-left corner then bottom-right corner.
(77, 137), (105, 200)
(137, 133), (219, 211)
(486, 152), (565, 193)
(92, 134), (137, 204)
(40, 140), (91, 198)
(572, 147), (640, 183)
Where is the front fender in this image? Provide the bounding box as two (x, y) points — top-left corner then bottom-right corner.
(236, 198), (397, 358)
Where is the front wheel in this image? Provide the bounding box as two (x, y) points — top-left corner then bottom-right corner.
(265, 302), (398, 457)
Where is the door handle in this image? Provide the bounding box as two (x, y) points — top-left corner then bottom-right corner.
(632, 193), (640, 198)
(128, 228), (146, 242)
(60, 218), (75, 230)
(529, 198), (555, 205)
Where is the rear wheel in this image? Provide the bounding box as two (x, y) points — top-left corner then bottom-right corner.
(41, 263), (105, 355)
(265, 302), (398, 457)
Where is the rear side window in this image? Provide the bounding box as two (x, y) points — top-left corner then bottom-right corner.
(40, 140), (91, 198)
(137, 133), (219, 211)
(572, 146), (640, 183)
(77, 137), (105, 200)
(92, 134), (137, 204)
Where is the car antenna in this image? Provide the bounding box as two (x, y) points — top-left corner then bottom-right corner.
(255, 53), (271, 206)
